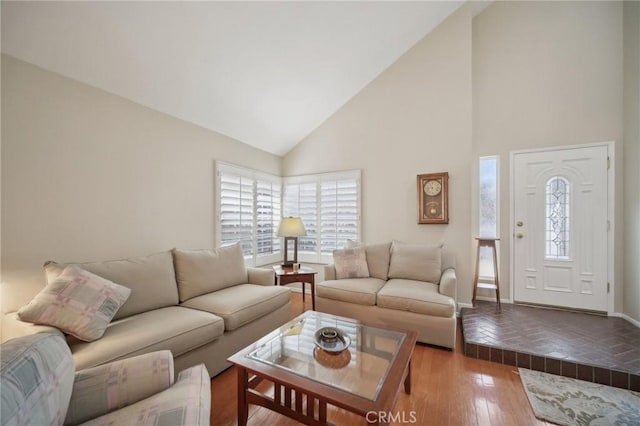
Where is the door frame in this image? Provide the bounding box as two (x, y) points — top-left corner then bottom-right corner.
(509, 141), (615, 314)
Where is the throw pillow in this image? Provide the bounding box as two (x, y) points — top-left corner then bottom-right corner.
(18, 266), (131, 342)
(333, 247), (370, 279)
(345, 240), (364, 248)
(345, 240), (392, 280)
(388, 241), (443, 283)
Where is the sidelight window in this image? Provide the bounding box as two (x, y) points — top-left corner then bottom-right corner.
(478, 156), (499, 277)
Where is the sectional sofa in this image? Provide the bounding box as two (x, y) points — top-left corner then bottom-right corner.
(2, 244), (293, 377)
(316, 241), (457, 349)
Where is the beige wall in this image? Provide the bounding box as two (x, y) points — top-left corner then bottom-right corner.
(624, 1), (640, 322)
(285, 1), (627, 311)
(1, 1), (635, 323)
(0, 55), (281, 314)
(284, 6), (474, 303)
(472, 1), (624, 310)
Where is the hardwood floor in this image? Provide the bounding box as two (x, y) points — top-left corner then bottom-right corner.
(210, 293), (551, 425)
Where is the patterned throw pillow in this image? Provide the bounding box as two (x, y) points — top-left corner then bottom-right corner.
(333, 247), (370, 279)
(18, 266), (131, 342)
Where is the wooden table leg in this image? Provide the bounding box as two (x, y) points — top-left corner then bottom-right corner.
(301, 281), (306, 305)
(237, 367), (249, 426)
(404, 359), (412, 394)
(310, 277), (315, 311)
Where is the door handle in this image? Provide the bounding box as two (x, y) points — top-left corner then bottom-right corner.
(516, 233), (524, 239)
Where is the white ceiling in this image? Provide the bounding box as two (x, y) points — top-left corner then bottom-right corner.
(1, 1), (464, 155)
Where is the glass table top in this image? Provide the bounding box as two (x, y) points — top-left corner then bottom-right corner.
(247, 311), (407, 401)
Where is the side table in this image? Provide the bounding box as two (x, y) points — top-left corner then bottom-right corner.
(272, 266), (318, 311)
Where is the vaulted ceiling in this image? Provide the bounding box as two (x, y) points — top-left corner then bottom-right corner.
(1, 1), (465, 155)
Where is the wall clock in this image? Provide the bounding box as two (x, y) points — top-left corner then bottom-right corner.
(417, 172), (449, 224)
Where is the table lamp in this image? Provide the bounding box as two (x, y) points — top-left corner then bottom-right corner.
(277, 217), (307, 267)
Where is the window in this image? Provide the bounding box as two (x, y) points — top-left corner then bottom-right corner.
(478, 156), (499, 278)
(216, 162), (281, 266)
(282, 181), (317, 255)
(545, 176), (570, 259)
(283, 170), (361, 263)
(216, 163), (360, 265)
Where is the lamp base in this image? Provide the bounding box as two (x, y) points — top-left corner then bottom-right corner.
(282, 236), (299, 268)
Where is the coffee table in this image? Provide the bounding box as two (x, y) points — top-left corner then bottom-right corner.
(228, 311), (417, 425)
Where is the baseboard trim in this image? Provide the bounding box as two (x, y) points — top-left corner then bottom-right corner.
(610, 312), (640, 328)
(456, 299), (510, 316)
(475, 295), (511, 304)
(288, 287), (310, 294)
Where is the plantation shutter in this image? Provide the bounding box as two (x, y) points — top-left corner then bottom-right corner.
(219, 172), (254, 256)
(320, 178), (359, 255)
(283, 182), (317, 255)
(256, 179), (281, 259)
(283, 170), (360, 262)
(217, 162), (281, 265)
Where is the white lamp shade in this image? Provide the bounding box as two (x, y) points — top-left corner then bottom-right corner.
(277, 217), (307, 237)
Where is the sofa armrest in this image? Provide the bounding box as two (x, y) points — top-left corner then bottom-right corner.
(247, 267), (275, 286)
(439, 268), (457, 300)
(1, 312), (64, 343)
(74, 364), (211, 426)
(324, 264), (336, 281)
(64, 350), (175, 425)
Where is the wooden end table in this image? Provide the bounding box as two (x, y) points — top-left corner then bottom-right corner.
(273, 265), (317, 311)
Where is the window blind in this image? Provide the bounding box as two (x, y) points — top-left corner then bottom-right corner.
(216, 162), (281, 266)
(283, 170), (361, 263)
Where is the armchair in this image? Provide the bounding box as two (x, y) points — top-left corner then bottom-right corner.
(1, 333), (210, 425)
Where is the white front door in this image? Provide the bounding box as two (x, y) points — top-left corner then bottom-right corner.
(512, 145), (609, 312)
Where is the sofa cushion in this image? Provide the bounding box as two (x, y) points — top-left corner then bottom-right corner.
(44, 251), (179, 321)
(180, 284), (290, 331)
(333, 247), (370, 279)
(388, 241), (442, 283)
(346, 241), (391, 280)
(173, 244), (248, 302)
(69, 306), (224, 370)
(316, 278), (386, 306)
(377, 279), (455, 318)
(1, 333), (75, 426)
(18, 266), (131, 342)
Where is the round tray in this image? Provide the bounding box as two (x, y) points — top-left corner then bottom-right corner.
(313, 327), (351, 353)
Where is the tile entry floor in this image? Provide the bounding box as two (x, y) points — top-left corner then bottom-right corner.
(461, 301), (640, 391)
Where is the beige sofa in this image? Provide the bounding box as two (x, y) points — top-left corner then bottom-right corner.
(1, 333), (210, 425)
(316, 241), (457, 349)
(2, 244), (293, 377)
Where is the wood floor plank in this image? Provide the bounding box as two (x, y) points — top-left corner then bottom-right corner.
(210, 293), (545, 425)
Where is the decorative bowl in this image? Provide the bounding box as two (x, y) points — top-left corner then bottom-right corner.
(313, 346), (351, 368)
(314, 327), (351, 353)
